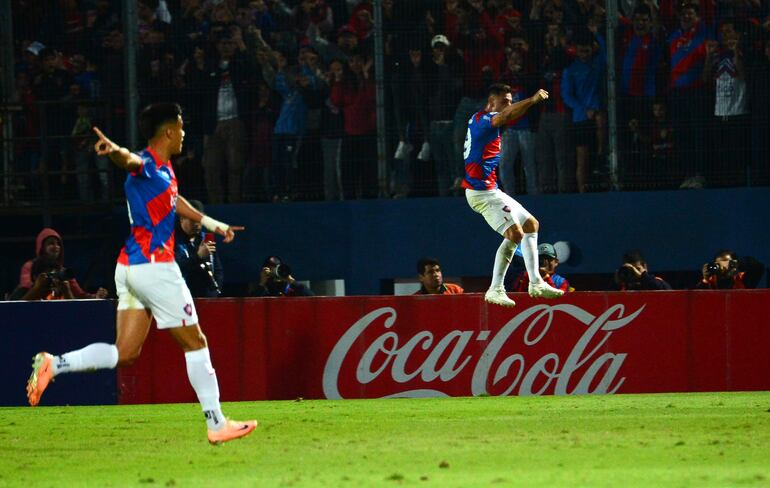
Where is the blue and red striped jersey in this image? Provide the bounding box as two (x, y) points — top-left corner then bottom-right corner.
(118, 147), (178, 265)
(462, 111), (501, 191)
(621, 31), (662, 97)
(667, 21), (713, 89)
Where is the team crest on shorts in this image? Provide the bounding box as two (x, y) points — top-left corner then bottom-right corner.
(502, 205), (512, 213)
(184, 303), (193, 316)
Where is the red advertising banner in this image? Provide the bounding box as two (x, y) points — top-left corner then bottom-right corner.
(117, 291), (770, 404)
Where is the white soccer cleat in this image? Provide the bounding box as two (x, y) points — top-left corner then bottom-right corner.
(484, 287), (516, 308)
(528, 281), (565, 299)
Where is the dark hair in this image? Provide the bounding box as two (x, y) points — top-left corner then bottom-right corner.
(713, 249), (737, 261)
(623, 249), (646, 265)
(632, 4), (652, 17)
(573, 28), (594, 47)
(139, 0), (160, 9)
(187, 199), (204, 213)
(417, 257), (441, 275)
(138, 102), (182, 140)
(680, 2), (699, 13)
(488, 83), (512, 97)
(262, 256), (283, 268)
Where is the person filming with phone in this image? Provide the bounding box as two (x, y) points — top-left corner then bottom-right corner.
(251, 255), (314, 297)
(175, 199), (224, 297)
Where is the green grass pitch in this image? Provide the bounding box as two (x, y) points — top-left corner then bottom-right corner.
(1, 392), (768, 487)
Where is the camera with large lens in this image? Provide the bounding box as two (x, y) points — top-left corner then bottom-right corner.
(44, 267), (75, 282)
(272, 263), (292, 281)
(705, 262), (721, 276)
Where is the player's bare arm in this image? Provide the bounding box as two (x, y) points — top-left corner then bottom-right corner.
(491, 89), (549, 128)
(92, 127), (143, 172)
(177, 195), (245, 244)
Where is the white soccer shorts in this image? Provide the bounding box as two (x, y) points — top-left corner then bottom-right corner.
(115, 262), (199, 329)
(465, 188), (533, 235)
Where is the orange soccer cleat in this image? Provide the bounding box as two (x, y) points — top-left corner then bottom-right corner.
(207, 419), (258, 445)
(26, 352), (54, 406)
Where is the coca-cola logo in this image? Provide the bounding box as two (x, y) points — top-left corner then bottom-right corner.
(322, 303), (645, 399)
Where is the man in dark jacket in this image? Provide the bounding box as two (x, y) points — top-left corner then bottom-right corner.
(175, 200), (224, 297)
(190, 30), (256, 203)
(616, 249), (672, 290)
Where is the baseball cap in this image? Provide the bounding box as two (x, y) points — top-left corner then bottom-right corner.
(538, 243), (557, 259)
(338, 25), (357, 37)
(431, 34), (450, 48)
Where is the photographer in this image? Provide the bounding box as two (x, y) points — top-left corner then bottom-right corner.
(15, 228), (107, 299)
(695, 249), (758, 290)
(175, 200), (224, 298)
(250, 256), (314, 297)
(615, 250), (672, 291)
(12, 257), (76, 300)
(512, 243), (573, 293)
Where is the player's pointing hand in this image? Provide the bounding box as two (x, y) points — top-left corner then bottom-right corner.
(532, 89), (549, 104)
(222, 225), (245, 244)
(93, 127), (119, 156)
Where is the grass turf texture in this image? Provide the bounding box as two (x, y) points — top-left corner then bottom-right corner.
(1, 392), (768, 487)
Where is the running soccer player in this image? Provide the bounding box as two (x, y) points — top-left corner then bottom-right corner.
(25, 103), (257, 445)
(464, 84), (564, 307)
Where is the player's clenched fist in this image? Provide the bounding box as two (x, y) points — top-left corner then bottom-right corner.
(532, 89), (549, 104)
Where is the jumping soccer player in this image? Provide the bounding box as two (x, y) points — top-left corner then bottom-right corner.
(25, 103), (257, 445)
(464, 84), (564, 307)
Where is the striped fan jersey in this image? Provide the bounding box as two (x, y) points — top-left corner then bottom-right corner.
(462, 111), (501, 191)
(118, 147), (178, 265)
(667, 21), (713, 89)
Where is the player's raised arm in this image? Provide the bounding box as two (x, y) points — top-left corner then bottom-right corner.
(92, 127), (143, 172)
(177, 195), (245, 243)
(491, 89), (549, 128)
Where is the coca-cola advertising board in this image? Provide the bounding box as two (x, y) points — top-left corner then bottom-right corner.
(117, 291), (770, 404)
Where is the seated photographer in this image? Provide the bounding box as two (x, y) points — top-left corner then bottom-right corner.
(250, 256), (314, 297)
(12, 257), (76, 300)
(175, 199), (224, 297)
(615, 250), (671, 291)
(15, 228), (107, 299)
(413, 258), (464, 295)
(695, 249), (761, 290)
(512, 244), (573, 293)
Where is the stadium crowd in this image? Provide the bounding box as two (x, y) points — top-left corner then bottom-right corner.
(8, 0), (770, 204)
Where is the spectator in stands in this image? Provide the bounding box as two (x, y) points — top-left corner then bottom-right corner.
(414, 257), (464, 295)
(749, 38), (770, 185)
(512, 243), (572, 293)
(320, 59), (346, 201)
(251, 256), (314, 297)
(425, 34), (463, 197)
(330, 49), (378, 199)
(258, 43), (324, 201)
(618, 5), (664, 129)
(11, 258), (76, 301)
(702, 31), (749, 187)
(695, 249), (765, 289)
(175, 199), (224, 298)
(615, 249), (672, 290)
(245, 81), (279, 202)
(33, 47), (74, 198)
(196, 30), (254, 204)
(562, 28), (607, 193)
(666, 2), (714, 188)
(15, 228), (108, 300)
(499, 48), (540, 195)
(627, 99), (677, 188)
(535, 21), (576, 193)
(309, 23), (360, 64)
